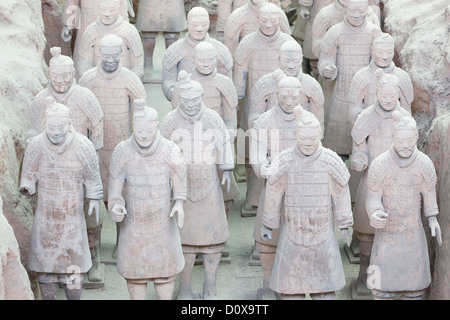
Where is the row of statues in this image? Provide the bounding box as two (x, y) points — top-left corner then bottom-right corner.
(16, 0), (445, 300)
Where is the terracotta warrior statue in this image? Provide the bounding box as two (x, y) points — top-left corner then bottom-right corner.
(161, 6), (233, 101)
(20, 97), (103, 300)
(108, 100), (186, 300)
(311, 0), (379, 60)
(261, 105), (353, 300)
(171, 42), (239, 213)
(242, 38), (322, 217)
(27, 47), (105, 284)
(135, 0), (187, 81)
(366, 112), (442, 300)
(426, 113), (450, 300)
(160, 71), (234, 300)
(248, 40), (324, 130)
(76, 0), (144, 80)
(348, 33), (413, 124)
(79, 34), (146, 204)
(233, 2), (294, 214)
(350, 71), (411, 296)
(233, 2), (295, 133)
(295, 0), (334, 78)
(62, 0), (130, 69)
(318, 0), (381, 156)
(250, 76), (316, 299)
(224, 0), (291, 56)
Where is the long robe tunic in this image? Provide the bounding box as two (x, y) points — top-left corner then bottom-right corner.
(20, 129), (103, 274)
(108, 133), (186, 280)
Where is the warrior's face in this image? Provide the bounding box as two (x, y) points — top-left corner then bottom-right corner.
(372, 41), (395, 68)
(46, 117), (70, 145)
(278, 86), (302, 114)
(296, 126), (321, 156)
(393, 129), (417, 159)
(346, 1), (368, 27)
(134, 119), (158, 148)
(99, 0), (120, 25)
(195, 49), (217, 75)
(180, 91), (203, 116)
(258, 10), (280, 36)
(101, 45), (122, 72)
(279, 51), (303, 77)
(188, 14), (210, 41)
(377, 85), (399, 111)
(50, 67), (74, 93)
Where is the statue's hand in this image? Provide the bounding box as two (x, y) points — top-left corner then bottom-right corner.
(299, 7), (310, 19)
(323, 65), (337, 80)
(111, 203), (127, 223)
(370, 210), (388, 229)
(170, 200), (185, 229)
(61, 26), (72, 42)
(261, 225), (272, 241)
(429, 216), (442, 246)
(351, 158), (367, 172)
(221, 170), (231, 193)
(88, 199), (100, 224)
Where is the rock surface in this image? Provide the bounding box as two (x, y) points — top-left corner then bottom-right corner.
(0, 0), (48, 299)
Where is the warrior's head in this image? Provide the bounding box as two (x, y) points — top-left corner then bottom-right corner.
(275, 71), (302, 114)
(375, 69), (399, 112)
(132, 99), (159, 148)
(258, 3), (281, 37)
(44, 96), (71, 145)
(194, 42), (217, 76)
(294, 106), (322, 156)
(392, 112), (418, 159)
(99, 0), (120, 25)
(100, 34), (122, 73)
(345, 0), (368, 27)
(178, 70), (204, 117)
(279, 40), (303, 77)
(372, 33), (395, 68)
(187, 7), (210, 41)
(49, 47), (75, 93)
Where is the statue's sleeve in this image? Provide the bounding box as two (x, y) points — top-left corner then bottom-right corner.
(78, 137), (103, 200)
(76, 27), (95, 79)
(262, 165), (287, 230)
(250, 115), (269, 179)
(166, 142), (188, 202)
(350, 113), (370, 167)
(162, 43), (182, 101)
(317, 24), (339, 80)
(366, 155), (387, 217)
(107, 141), (128, 210)
(326, 151), (353, 229)
(212, 113), (235, 171)
(19, 136), (42, 195)
(26, 92), (46, 142)
(127, 26), (145, 80)
(232, 38), (251, 99)
(420, 153), (439, 218)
